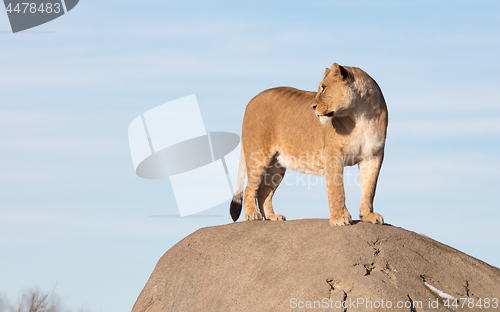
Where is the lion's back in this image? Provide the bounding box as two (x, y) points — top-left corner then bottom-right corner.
(241, 86), (324, 166)
(242, 87), (316, 136)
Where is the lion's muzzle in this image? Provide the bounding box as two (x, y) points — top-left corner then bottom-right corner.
(311, 104), (335, 118)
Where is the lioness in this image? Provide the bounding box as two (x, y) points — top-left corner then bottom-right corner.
(230, 63), (388, 226)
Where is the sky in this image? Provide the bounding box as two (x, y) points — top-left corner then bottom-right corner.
(1, 0), (499, 311)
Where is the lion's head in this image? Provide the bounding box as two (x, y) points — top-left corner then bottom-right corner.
(312, 63), (356, 125)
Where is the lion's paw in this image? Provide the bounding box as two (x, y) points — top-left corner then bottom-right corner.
(266, 214), (286, 221)
(245, 211), (263, 221)
(330, 210), (352, 226)
(361, 212), (384, 224)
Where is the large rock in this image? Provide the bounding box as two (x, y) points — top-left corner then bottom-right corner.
(131, 220), (500, 311)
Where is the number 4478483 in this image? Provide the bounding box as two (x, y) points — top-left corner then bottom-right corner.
(5, 3), (61, 14)
(444, 298), (498, 309)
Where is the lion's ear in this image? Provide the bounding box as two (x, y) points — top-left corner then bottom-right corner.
(331, 63), (349, 80)
(324, 68), (331, 77)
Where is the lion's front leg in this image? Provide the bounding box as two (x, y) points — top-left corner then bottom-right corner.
(325, 157), (352, 226)
(358, 155), (384, 224)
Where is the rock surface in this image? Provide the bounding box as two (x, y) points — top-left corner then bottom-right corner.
(131, 220), (500, 311)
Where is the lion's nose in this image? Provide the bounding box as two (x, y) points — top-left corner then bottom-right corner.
(312, 104), (317, 110)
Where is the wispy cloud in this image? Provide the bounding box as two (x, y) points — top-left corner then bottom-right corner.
(0, 110), (133, 184)
(0, 110), (131, 154)
(0, 208), (226, 247)
(381, 156), (500, 195)
(390, 117), (500, 138)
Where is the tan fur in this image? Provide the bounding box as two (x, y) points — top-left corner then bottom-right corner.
(230, 63), (388, 226)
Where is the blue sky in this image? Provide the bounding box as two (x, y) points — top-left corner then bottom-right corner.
(1, 1), (499, 311)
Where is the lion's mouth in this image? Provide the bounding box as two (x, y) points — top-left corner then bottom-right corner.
(316, 111), (335, 118)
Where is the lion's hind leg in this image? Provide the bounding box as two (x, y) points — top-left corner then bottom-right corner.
(243, 150), (274, 221)
(257, 155), (286, 221)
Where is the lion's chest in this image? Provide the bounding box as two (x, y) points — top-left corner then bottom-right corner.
(340, 119), (385, 165)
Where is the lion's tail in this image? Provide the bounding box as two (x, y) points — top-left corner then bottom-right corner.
(230, 145), (246, 222)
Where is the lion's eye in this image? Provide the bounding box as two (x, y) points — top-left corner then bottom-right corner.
(320, 85), (326, 93)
